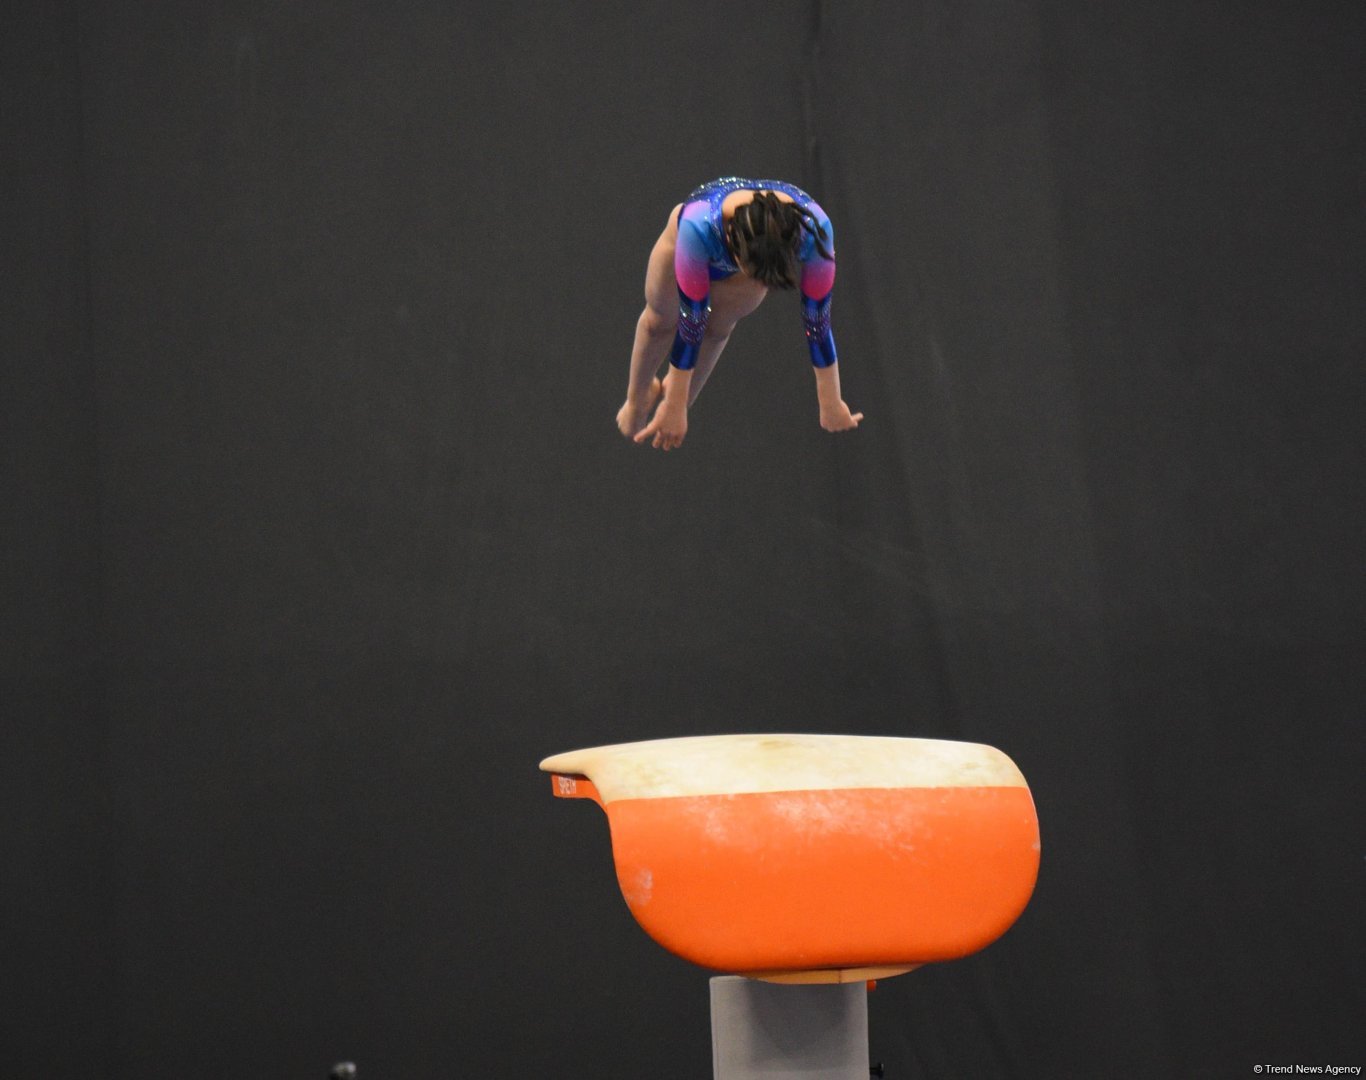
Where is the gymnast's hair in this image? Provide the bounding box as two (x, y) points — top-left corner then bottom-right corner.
(724, 191), (834, 289)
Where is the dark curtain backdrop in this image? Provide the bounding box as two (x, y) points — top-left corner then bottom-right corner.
(4, 1), (1362, 1077)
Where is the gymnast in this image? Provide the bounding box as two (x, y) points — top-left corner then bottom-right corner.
(617, 177), (863, 451)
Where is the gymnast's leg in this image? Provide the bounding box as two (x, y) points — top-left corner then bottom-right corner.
(617, 206), (681, 439)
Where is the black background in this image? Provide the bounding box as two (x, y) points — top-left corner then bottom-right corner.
(4, 2), (1363, 1077)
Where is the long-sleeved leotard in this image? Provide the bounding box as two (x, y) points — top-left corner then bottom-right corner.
(669, 177), (838, 371)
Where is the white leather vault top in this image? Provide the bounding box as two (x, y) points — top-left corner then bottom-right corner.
(538, 733), (1027, 803)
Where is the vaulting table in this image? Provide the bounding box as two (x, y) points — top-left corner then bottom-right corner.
(541, 733), (1040, 1079)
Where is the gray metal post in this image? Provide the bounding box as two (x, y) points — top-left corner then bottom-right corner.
(710, 976), (869, 1079)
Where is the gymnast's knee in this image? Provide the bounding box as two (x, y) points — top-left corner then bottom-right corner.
(639, 306), (677, 340)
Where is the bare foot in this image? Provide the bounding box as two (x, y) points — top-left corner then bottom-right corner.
(616, 376), (664, 438)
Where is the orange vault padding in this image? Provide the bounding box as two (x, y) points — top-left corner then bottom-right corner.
(541, 734), (1040, 984)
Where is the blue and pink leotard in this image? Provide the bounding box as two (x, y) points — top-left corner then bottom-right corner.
(669, 177), (838, 371)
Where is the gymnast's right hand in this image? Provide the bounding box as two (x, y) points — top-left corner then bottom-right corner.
(634, 399), (688, 451)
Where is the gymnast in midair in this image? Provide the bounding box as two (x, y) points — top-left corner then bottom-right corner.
(617, 177), (863, 451)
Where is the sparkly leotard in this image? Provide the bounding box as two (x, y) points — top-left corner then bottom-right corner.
(670, 177), (838, 371)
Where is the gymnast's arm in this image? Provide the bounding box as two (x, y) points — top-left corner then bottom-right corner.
(800, 213), (862, 432)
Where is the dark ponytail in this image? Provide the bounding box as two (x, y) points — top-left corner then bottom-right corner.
(724, 191), (834, 289)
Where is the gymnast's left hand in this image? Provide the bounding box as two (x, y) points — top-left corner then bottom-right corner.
(820, 400), (864, 432)
(634, 400), (688, 451)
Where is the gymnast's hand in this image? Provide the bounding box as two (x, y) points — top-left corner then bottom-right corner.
(819, 399), (864, 432)
(634, 397), (688, 451)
